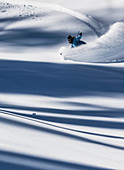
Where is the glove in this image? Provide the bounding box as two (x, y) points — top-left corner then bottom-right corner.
(79, 32), (82, 36)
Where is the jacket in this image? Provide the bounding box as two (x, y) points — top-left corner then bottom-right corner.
(71, 34), (82, 48)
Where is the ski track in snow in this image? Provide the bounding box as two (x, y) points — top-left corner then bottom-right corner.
(0, 1), (124, 170)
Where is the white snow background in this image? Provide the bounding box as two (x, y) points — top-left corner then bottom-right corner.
(0, 0), (124, 169)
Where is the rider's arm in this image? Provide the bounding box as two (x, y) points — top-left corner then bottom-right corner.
(76, 32), (82, 41)
(71, 44), (75, 48)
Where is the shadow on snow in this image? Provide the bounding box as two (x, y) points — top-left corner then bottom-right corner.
(0, 60), (124, 97)
(0, 16), (68, 48)
(0, 150), (111, 170)
(1, 111), (124, 151)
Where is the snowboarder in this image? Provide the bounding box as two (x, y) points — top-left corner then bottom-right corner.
(67, 32), (86, 48)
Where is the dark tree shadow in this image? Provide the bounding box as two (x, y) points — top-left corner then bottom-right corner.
(0, 27), (68, 47)
(0, 14), (69, 49)
(1, 103), (124, 118)
(0, 60), (124, 97)
(0, 150), (112, 170)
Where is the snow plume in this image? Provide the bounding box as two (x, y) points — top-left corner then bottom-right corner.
(3, 0), (105, 37)
(97, 22), (124, 48)
(64, 22), (124, 63)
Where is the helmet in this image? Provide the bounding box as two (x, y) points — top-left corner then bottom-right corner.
(68, 35), (72, 39)
(68, 35), (73, 44)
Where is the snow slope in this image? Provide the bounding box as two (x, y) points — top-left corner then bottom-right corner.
(64, 22), (124, 63)
(0, 0), (124, 170)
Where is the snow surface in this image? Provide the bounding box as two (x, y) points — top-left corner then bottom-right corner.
(0, 0), (124, 170)
(63, 22), (124, 63)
